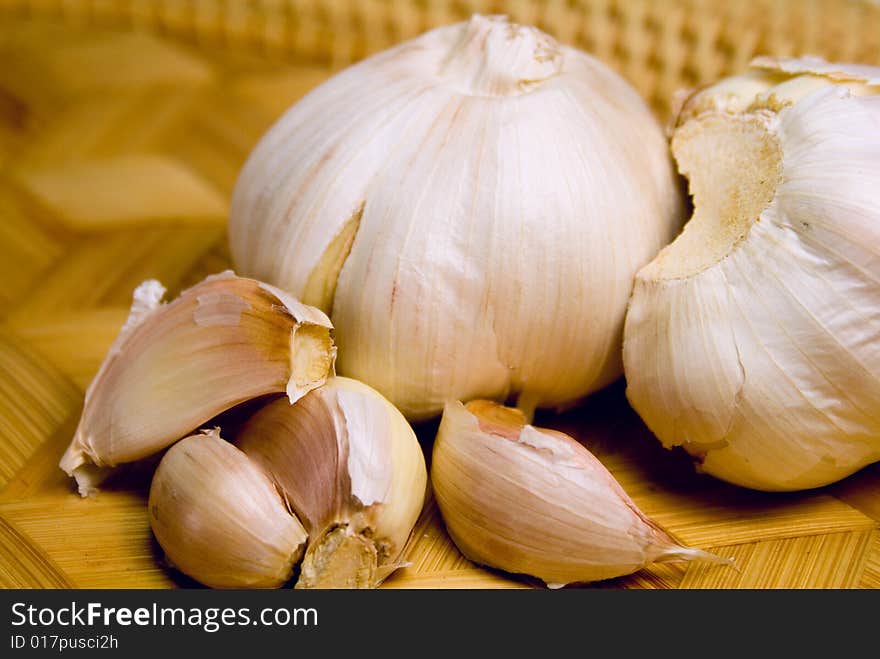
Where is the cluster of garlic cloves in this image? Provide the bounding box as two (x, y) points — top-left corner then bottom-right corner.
(624, 57), (880, 491)
(149, 378), (426, 589)
(431, 400), (728, 587)
(61, 13), (880, 594)
(59, 272), (426, 588)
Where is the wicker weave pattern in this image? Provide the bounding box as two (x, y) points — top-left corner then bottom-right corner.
(0, 2), (878, 589)
(2, 0), (879, 117)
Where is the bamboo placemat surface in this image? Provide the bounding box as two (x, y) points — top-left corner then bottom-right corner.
(0, 1), (878, 589)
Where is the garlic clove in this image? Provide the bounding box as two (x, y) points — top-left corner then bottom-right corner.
(60, 271), (336, 496)
(625, 57), (880, 491)
(148, 428), (308, 589)
(431, 400), (728, 588)
(234, 376), (427, 589)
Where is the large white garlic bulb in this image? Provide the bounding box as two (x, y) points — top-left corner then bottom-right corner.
(624, 57), (880, 491)
(230, 14), (684, 420)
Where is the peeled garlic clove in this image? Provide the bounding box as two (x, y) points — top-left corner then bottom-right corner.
(235, 376), (427, 589)
(230, 14), (684, 421)
(148, 429), (308, 589)
(625, 57), (880, 491)
(60, 271), (336, 495)
(431, 400), (727, 588)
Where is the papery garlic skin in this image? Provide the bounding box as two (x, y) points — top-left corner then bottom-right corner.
(625, 57), (880, 491)
(60, 271), (335, 496)
(148, 429), (308, 589)
(230, 14), (684, 421)
(235, 377), (427, 588)
(431, 401), (726, 587)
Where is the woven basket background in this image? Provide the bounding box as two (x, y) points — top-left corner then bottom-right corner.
(0, 0), (878, 589)
(3, 0), (880, 117)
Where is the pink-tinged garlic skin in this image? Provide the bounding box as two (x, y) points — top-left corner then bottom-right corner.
(148, 429), (308, 589)
(431, 401), (726, 587)
(60, 271), (335, 495)
(235, 377), (427, 588)
(625, 57), (880, 491)
(230, 14), (685, 421)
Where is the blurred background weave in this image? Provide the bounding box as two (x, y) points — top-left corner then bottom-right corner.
(2, 0), (879, 118)
(0, 1), (878, 589)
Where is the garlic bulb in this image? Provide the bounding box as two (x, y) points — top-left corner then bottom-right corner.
(149, 429), (308, 589)
(236, 377), (427, 588)
(432, 400), (727, 587)
(60, 271), (335, 495)
(150, 379), (425, 589)
(230, 14), (684, 420)
(624, 57), (880, 491)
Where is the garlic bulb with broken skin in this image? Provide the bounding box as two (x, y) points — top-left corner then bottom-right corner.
(60, 271), (335, 495)
(431, 400), (727, 587)
(149, 429), (308, 589)
(624, 57), (880, 491)
(235, 377), (427, 589)
(229, 13), (684, 421)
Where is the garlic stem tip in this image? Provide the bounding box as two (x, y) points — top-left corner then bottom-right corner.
(662, 546), (735, 568)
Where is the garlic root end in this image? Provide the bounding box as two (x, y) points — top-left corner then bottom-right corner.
(295, 525), (378, 589)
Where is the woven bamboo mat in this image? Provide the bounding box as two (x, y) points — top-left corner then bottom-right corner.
(0, 1), (878, 589)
